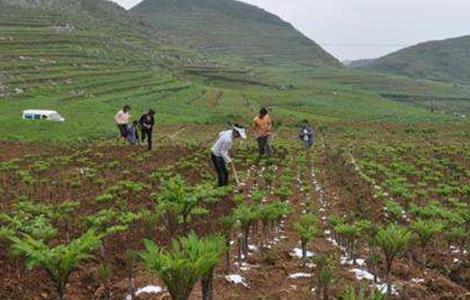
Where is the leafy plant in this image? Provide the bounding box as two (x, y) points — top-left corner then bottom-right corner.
(313, 254), (335, 300)
(234, 204), (260, 258)
(410, 219), (445, 265)
(140, 232), (225, 300)
(155, 177), (226, 231)
(340, 285), (387, 300)
(293, 214), (319, 261)
(375, 224), (412, 294)
(9, 230), (102, 300)
(219, 214), (237, 271)
(335, 223), (360, 264)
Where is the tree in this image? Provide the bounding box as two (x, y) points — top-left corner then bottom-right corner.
(9, 230), (102, 300)
(140, 232), (225, 300)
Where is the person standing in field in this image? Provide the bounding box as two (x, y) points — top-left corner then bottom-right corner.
(127, 121), (139, 145)
(139, 109), (155, 150)
(299, 120), (314, 150)
(211, 124), (247, 186)
(114, 105), (131, 141)
(253, 107), (273, 158)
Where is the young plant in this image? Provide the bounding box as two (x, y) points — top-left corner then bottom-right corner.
(444, 226), (468, 253)
(335, 223), (360, 264)
(293, 214), (319, 261)
(313, 254), (335, 300)
(140, 232), (225, 300)
(97, 264), (112, 300)
(410, 219), (445, 266)
(234, 204), (260, 258)
(340, 285), (387, 300)
(219, 214), (237, 271)
(9, 230), (102, 300)
(375, 224), (412, 294)
(155, 177), (225, 232)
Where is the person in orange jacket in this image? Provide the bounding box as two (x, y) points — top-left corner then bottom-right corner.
(253, 107), (273, 158)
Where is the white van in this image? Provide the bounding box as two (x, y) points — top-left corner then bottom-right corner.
(22, 110), (65, 122)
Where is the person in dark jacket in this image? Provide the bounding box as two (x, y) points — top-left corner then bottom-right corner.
(139, 109), (155, 150)
(299, 120), (314, 150)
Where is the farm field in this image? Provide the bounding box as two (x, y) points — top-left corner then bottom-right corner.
(1, 1), (470, 300)
(0, 124), (468, 300)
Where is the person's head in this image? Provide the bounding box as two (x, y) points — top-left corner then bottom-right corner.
(123, 105), (131, 113)
(148, 109), (155, 117)
(132, 120), (138, 126)
(259, 107), (268, 118)
(302, 120), (309, 127)
(232, 124), (247, 140)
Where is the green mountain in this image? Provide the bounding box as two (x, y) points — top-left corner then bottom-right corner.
(353, 35), (470, 84)
(131, 0), (339, 67)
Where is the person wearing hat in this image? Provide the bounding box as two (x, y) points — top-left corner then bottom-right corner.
(211, 124), (247, 186)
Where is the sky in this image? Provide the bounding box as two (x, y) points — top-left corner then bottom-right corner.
(111, 0), (470, 61)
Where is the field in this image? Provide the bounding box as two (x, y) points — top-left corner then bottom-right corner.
(1, 1), (470, 300)
(0, 124), (469, 300)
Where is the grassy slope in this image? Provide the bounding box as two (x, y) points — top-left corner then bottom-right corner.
(354, 35), (470, 84)
(131, 0), (339, 67)
(0, 0), (469, 144)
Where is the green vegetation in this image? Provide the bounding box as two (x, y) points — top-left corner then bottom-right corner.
(131, 0), (339, 67)
(140, 232), (225, 300)
(354, 35), (470, 84)
(8, 230), (102, 300)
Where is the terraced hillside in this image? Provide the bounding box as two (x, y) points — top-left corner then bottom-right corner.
(0, 0), (217, 141)
(352, 35), (470, 84)
(131, 0), (340, 67)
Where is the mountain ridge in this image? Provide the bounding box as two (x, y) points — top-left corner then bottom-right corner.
(131, 0), (340, 67)
(352, 35), (470, 83)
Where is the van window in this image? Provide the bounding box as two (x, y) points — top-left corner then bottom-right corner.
(24, 114), (33, 120)
(34, 114), (41, 120)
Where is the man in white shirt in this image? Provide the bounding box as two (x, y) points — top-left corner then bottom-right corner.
(211, 124), (247, 186)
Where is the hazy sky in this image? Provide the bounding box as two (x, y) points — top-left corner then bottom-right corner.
(111, 0), (470, 61)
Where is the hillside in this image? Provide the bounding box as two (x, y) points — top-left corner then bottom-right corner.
(0, 0), (217, 141)
(353, 35), (470, 84)
(131, 0), (340, 67)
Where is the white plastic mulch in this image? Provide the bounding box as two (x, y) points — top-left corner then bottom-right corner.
(225, 274), (250, 288)
(290, 248), (315, 258)
(125, 285), (163, 300)
(288, 272), (313, 279)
